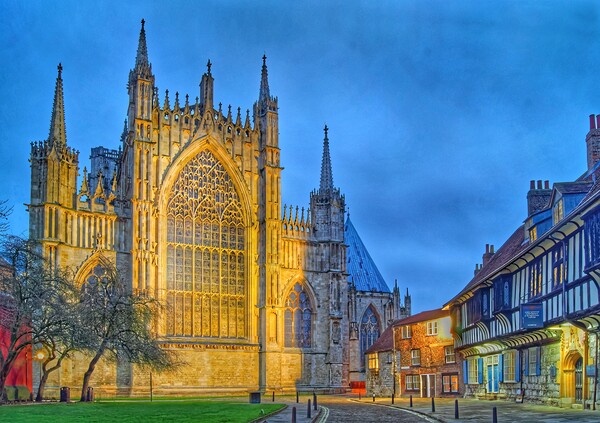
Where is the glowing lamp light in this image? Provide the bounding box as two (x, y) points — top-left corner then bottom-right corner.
(35, 351), (46, 361)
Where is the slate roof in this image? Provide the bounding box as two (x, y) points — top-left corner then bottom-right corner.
(445, 225), (527, 306)
(345, 216), (390, 293)
(365, 308), (449, 354)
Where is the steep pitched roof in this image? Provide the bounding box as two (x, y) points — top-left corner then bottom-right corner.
(365, 324), (394, 354)
(365, 308), (449, 354)
(345, 216), (390, 293)
(393, 308), (449, 326)
(445, 226), (527, 306)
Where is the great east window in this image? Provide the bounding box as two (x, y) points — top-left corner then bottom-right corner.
(165, 150), (246, 338)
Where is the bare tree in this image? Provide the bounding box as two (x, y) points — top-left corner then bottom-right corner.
(76, 259), (175, 401)
(0, 236), (74, 402)
(34, 273), (81, 402)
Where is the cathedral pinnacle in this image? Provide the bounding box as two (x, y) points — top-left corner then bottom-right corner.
(48, 63), (67, 149)
(134, 19), (152, 78)
(259, 54), (271, 101)
(319, 124), (334, 193)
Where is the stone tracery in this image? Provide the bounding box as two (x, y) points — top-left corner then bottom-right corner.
(165, 149), (246, 338)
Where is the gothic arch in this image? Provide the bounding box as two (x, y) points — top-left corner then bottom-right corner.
(157, 135), (252, 222)
(281, 276), (319, 309)
(74, 252), (113, 287)
(360, 304), (381, 366)
(157, 136), (252, 340)
(283, 281), (315, 348)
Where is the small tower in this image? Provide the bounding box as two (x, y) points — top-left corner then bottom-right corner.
(30, 64), (79, 238)
(255, 55), (283, 391)
(311, 125), (345, 242)
(127, 19), (154, 138)
(199, 60), (214, 114)
(309, 126), (347, 388)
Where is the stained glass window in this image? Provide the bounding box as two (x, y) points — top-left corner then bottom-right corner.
(165, 150), (246, 338)
(284, 283), (312, 348)
(359, 306), (380, 367)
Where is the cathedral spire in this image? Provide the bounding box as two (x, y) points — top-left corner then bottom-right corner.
(259, 54), (271, 102)
(319, 125), (334, 193)
(48, 63), (67, 149)
(135, 19), (149, 71)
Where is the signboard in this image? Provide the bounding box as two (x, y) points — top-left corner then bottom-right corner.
(521, 303), (543, 329)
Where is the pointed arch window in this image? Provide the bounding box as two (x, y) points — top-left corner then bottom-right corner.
(165, 149), (246, 339)
(360, 305), (380, 367)
(284, 283), (312, 348)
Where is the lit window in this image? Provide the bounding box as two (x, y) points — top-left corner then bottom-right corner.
(553, 199), (564, 225)
(405, 374), (420, 391)
(401, 325), (412, 339)
(411, 349), (421, 366)
(368, 353), (379, 374)
(442, 374), (459, 393)
(427, 321), (438, 336)
(444, 345), (456, 364)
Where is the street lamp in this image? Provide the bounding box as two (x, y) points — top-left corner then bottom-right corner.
(34, 349), (46, 401)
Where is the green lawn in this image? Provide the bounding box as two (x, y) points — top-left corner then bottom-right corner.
(0, 400), (285, 422)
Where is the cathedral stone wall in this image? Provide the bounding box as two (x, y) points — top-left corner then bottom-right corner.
(28, 21), (404, 397)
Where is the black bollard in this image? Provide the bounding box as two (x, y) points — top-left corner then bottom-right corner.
(410, 395), (413, 407)
(314, 393), (318, 410)
(455, 399), (459, 419)
(292, 406), (297, 423)
(431, 396), (435, 412)
(359, 392), (361, 400)
(372, 393), (375, 402)
(273, 391), (275, 402)
(307, 399), (312, 419)
(492, 406), (497, 423)
(296, 391), (299, 403)
(391, 393), (394, 404)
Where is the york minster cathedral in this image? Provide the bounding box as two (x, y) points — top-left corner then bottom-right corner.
(28, 21), (410, 395)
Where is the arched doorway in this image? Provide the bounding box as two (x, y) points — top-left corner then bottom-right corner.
(562, 351), (584, 405)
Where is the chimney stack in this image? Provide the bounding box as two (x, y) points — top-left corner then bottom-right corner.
(482, 244), (495, 267)
(587, 114), (600, 171)
(527, 179), (552, 216)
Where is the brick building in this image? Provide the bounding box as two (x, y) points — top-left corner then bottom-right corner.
(365, 309), (462, 398)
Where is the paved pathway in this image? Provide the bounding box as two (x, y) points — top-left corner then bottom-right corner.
(360, 395), (600, 423)
(262, 394), (600, 423)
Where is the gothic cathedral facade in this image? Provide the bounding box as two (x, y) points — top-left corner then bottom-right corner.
(28, 21), (410, 396)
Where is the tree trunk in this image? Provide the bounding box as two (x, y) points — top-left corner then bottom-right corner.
(0, 369), (8, 404)
(80, 347), (105, 402)
(36, 355), (66, 402)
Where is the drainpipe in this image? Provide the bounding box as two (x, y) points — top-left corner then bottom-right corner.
(594, 333), (598, 410)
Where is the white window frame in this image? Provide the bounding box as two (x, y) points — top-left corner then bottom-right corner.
(468, 357), (478, 384)
(444, 345), (456, 364)
(411, 349), (421, 366)
(427, 321), (438, 336)
(401, 325), (412, 339)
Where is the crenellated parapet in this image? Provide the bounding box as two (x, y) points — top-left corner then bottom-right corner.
(30, 140), (79, 164)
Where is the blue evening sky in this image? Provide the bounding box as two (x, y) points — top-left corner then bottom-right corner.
(1, 1), (599, 313)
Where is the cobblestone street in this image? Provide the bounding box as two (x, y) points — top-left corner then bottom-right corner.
(263, 395), (600, 423)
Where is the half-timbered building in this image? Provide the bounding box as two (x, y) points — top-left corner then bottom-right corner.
(445, 115), (600, 408)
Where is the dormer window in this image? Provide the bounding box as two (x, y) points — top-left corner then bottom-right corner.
(553, 199), (564, 224)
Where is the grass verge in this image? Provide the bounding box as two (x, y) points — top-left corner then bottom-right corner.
(0, 400), (285, 422)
